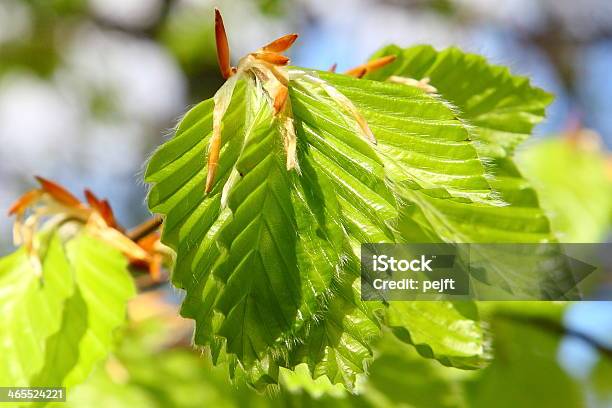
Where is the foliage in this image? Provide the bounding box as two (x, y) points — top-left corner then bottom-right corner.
(65, 303), (612, 408)
(66, 319), (271, 408)
(1, 16), (611, 407)
(0, 232), (135, 389)
(518, 134), (612, 243)
(143, 40), (569, 392)
(466, 313), (584, 408)
(365, 45), (557, 245)
(0, 233), (72, 387)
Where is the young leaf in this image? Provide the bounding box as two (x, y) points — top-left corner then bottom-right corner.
(385, 301), (487, 369)
(0, 232), (134, 389)
(146, 81), (351, 368)
(32, 233), (136, 388)
(361, 332), (471, 408)
(144, 18), (551, 381)
(362, 46), (577, 304)
(519, 136), (612, 243)
(366, 45), (554, 159)
(359, 44), (577, 360)
(0, 234), (72, 386)
(363, 45), (557, 244)
(145, 65), (499, 376)
(284, 256), (384, 390)
(208, 85), (348, 365)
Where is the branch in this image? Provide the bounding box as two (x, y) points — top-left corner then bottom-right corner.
(498, 313), (612, 360)
(127, 215), (163, 241)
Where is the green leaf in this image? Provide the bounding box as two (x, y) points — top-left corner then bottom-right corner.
(366, 44), (557, 245)
(367, 45), (554, 158)
(0, 232), (134, 390)
(32, 233), (136, 388)
(518, 137), (612, 242)
(67, 324), (271, 408)
(145, 67), (499, 379)
(385, 301), (487, 369)
(363, 46), (575, 303)
(0, 234), (72, 387)
(361, 332), (471, 408)
(213, 88), (352, 365)
(466, 312), (585, 408)
(360, 44), (574, 361)
(278, 364), (348, 399)
(145, 82), (349, 367)
(285, 256), (383, 390)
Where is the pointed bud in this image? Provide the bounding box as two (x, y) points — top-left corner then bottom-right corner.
(273, 85), (289, 114)
(253, 52), (290, 66)
(262, 34), (298, 53)
(35, 176), (81, 208)
(215, 8), (234, 79)
(8, 190), (41, 215)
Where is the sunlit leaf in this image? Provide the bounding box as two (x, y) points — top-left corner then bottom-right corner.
(32, 234), (136, 387)
(519, 136), (612, 242)
(366, 44), (557, 245)
(385, 301), (486, 369)
(0, 232), (134, 389)
(0, 234), (72, 386)
(145, 65), (500, 381)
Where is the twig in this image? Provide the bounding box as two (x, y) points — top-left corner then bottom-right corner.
(127, 215), (163, 241)
(498, 313), (612, 359)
